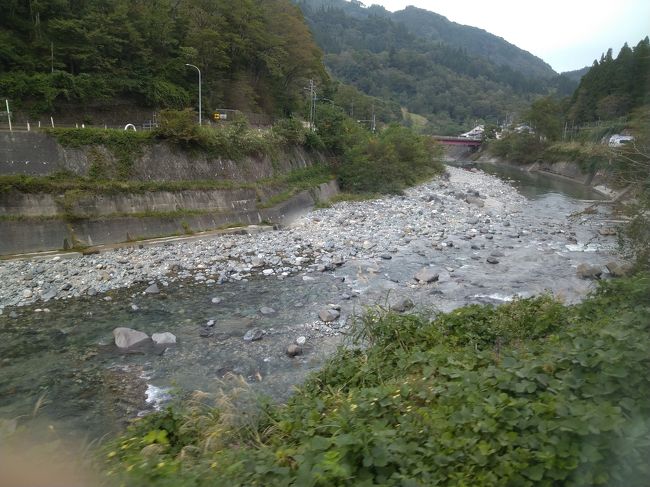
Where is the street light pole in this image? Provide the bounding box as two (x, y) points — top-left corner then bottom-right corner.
(185, 63), (202, 125)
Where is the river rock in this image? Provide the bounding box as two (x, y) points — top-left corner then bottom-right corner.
(598, 227), (617, 236)
(487, 257), (500, 264)
(466, 196), (485, 207)
(211, 297), (222, 304)
(260, 306), (276, 315)
(414, 267), (439, 283)
(144, 283), (160, 294)
(113, 327), (149, 348)
(41, 289), (57, 301)
(319, 308), (340, 322)
(605, 261), (633, 277)
(391, 297), (415, 312)
(286, 344), (303, 357)
(296, 336), (307, 345)
(21, 289), (33, 299)
(243, 328), (264, 341)
(152, 332), (177, 345)
(576, 263), (602, 279)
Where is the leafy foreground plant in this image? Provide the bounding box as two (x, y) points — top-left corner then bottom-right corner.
(103, 277), (650, 486)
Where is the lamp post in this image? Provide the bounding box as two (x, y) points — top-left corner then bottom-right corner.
(185, 63), (202, 125)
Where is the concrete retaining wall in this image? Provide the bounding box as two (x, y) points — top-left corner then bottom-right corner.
(0, 181), (339, 255)
(0, 131), (325, 181)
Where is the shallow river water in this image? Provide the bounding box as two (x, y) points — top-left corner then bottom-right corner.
(0, 163), (617, 447)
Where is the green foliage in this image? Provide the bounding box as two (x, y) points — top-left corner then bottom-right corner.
(0, 0), (327, 116)
(526, 96), (563, 141)
(46, 128), (152, 179)
(338, 124), (444, 193)
(487, 133), (548, 164)
(271, 118), (308, 146)
(103, 275), (650, 486)
(155, 110), (201, 144)
(567, 38), (650, 123)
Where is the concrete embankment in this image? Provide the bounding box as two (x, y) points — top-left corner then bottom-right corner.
(0, 131), (338, 255)
(474, 153), (621, 199)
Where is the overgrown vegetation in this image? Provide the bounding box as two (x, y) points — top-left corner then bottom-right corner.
(102, 275), (650, 486)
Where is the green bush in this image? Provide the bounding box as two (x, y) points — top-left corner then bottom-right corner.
(154, 109), (201, 143)
(338, 124), (444, 194)
(271, 118), (308, 146)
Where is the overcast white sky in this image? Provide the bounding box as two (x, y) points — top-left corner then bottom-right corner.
(366, 0), (650, 72)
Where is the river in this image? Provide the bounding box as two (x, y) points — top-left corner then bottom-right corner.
(0, 164), (617, 450)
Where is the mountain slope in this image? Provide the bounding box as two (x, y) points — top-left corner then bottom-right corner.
(295, 0), (573, 134)
(392, 7), (556, 79)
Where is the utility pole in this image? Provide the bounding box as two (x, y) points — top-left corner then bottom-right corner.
(185, 64), (202, 125)
(305, 79), (316, 131)
(371, 104), (376, 133)
(5, 99), (12, 132)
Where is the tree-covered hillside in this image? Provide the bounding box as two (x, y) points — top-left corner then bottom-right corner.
(294, 0), (577, 134)
(0, 0), (327, 118)
(567, 38), (650, 123)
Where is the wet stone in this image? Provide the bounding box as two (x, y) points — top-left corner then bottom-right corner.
(243, 328), (264, 342)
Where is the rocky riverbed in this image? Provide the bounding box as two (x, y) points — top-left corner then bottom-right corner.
(0, 166), (619, 312)
(0, 165), (624, 438)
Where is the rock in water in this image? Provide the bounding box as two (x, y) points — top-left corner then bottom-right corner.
(576, 263), (602, 280)
(113, 327), (149, 348)
(319, 309), (340, 322)
(259, 307), (276, 315)
(152, 332), (177, 345)
(144, 283), (160, 294)
(286, 344), (303, 357)
(486, 257), (500, 264)
(414, 268), (439, 283)
(391, 297), (415, 312)
(243, 328), (264, 342)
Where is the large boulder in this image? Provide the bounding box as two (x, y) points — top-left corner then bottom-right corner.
(414, 268), (439, 283)
(319, 308), (340, 323)
(113, 327), (149, 348)
(391, 297), (415, 313)
(576, 263), (602, 280)
(605, 261), (633, 277)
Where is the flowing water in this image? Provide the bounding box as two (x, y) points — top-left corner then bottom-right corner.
(0, 163), (616, 447)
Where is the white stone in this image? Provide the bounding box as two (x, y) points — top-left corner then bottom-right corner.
(152, 332), (177, 345)
(113, 327), (149, 348)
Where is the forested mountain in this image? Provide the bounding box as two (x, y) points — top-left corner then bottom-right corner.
(561, 67), (590, 83)
(391, 7), (555, 79)
(567, 38), (650, 123)
(294, 0), (576, 134)
(0, 0), (326, 117)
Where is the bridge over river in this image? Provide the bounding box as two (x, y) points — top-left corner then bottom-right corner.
(432, 135), (482, 147)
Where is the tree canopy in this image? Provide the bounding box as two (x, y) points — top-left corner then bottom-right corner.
(567, 37), (650, 123)
(0, 0), (327, 117)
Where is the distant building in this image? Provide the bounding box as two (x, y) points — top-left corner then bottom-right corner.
(608, 134), (634, 147)
(514, 124), (534, 134)
(460, 125), (484, 138)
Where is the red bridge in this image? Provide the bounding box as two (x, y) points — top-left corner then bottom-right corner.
(432, 136), (482, 147)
